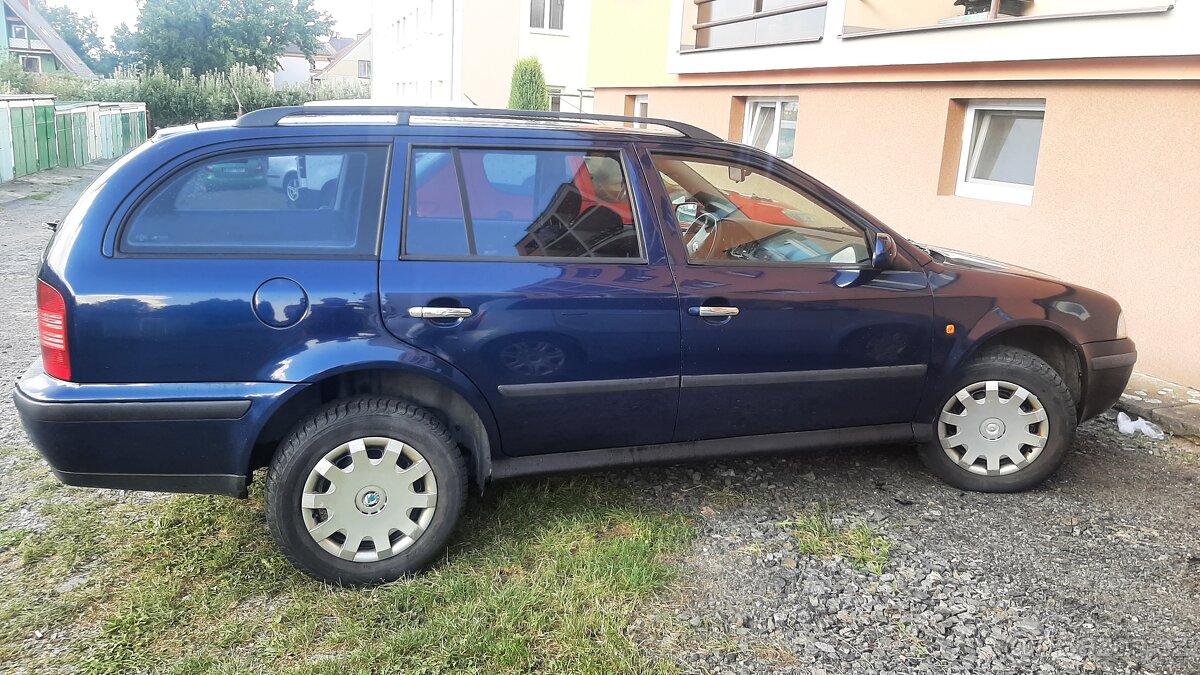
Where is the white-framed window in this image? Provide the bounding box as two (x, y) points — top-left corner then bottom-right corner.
(744, 98), (797, 160)
(20, 55), (41, 73)
(358, 60), (372, 79)
(530, 0), (565, 31)
(633, 95), (649, 128)
(956, 100), (1045, 206)
(12, 24), (28, 40)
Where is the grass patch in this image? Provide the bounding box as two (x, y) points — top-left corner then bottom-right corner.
(0, 477), (694, 674)
(778, 505), (892, 574)
(28, 192), (50, 201)
(705, 486), (755, 510)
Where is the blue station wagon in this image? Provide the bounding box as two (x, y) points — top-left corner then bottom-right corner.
(14, 106), (1137, 584)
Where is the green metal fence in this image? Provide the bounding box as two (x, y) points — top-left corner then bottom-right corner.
(0, 95), (148, 183)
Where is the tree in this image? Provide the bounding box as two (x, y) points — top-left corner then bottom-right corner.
(508, 57), (549, 111)
(137, 0), (334, 76)
(110, 22), (142, 73)
(35, 1), (106, 73)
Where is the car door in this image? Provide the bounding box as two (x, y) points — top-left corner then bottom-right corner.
(640, 145), (934, 442)
(378, 137), (681, 456)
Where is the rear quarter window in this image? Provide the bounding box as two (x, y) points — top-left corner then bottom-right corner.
(120, 145), (389, 256)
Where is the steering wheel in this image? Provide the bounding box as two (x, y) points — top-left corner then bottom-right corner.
(683, 211), (722, 259)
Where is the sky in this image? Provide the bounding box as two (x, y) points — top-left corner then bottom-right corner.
(42, 0), (373, 42)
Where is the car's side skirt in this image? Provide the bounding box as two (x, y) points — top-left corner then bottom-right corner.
(489, 423), (916, 481)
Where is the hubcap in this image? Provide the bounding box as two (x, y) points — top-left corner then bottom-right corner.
(301, 437), (438, 563)
(938, 380), (1050, 476)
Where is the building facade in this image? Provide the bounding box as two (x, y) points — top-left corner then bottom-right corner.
(270, 43), (335, 89)
(2, 0), (94, 77)
(372, 0), (594, 111)
(589, 0), (1200, 387)
(314, 31), (373, 86)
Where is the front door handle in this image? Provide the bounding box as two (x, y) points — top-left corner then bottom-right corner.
(689, 306), (739, 318)
(408, 306), (473, 319)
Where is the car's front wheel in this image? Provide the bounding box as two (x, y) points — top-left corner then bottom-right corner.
(264, 397), (466, 585)
(918, 347), (1077, 492)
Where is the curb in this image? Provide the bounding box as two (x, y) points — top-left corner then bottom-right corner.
(1114, 372), (1200, 440)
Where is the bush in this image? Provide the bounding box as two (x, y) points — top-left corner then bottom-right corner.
(507, 57), (549, 111)
(0, 56), (34, 94)
(30, 65), (369, 129)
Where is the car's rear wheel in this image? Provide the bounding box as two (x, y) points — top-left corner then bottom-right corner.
(918, 347), (1076, 492)
(265, 397), (466, 585)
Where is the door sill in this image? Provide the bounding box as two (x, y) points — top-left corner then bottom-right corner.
(490, 424), (916, 481)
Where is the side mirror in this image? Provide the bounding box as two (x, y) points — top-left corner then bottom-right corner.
(728, 166), (750, 183)
(674, 201), (700, 226)
(872, 232), (897, 269)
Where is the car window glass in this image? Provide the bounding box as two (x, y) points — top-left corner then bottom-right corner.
(652, 154), (869, 265)
(404, 147), (641, 259)
(121, 146), (387, 255)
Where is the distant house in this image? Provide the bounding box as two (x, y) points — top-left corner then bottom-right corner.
(1, 0), (95, 77)
(313, 31), (371, 86)
(372, 1), (593, 111)
(270, 42), (335, 89)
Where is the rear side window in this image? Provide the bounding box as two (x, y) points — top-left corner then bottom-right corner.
(404, 147), (642, 260)
(120, 145), (389, 255)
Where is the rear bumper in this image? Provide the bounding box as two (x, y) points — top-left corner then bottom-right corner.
(1079, 338), (1137, 422)
(14, 362), (298, 498)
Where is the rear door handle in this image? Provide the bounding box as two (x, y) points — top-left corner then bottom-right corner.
(689, 306), (739, 318)
(408, 306), (473, 319)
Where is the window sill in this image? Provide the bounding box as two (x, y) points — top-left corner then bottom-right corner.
(679, 35), (821, 55)
(527, 28), (569, 37)
(954, 182), (1034, 206)
(840, 4), (1174, 40)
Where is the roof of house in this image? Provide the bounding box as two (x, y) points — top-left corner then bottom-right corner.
(3, 0), (95, 78)
(281, 42), (336, 58)
(314, 30), (371, 79)
(329, 36), (355, 52)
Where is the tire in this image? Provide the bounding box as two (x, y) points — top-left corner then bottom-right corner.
(265, 396), (467, 585)
(282, 172), (300, 208)
(918, 347), (1076, 493)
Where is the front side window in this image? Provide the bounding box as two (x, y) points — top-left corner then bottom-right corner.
(653, 154), (869, 265)
(744, 98), (797, 160)
(121, 146), (388, 255)
(956, 101), (1045, 205)
(405, 147), (641, 260)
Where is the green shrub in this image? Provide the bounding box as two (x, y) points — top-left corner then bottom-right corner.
(0, 56), (34, 94)
(30, 65), (369, 129)
(508, 57), (549, 111)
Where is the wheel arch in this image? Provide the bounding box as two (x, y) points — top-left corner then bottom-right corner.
(960, 322), (1084, 413)
(250, 365), (500, 491)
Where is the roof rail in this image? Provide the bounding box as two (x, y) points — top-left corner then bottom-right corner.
(233, 105), (722, 142)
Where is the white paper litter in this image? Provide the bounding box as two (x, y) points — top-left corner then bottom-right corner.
(1116, 412), (1165, 440)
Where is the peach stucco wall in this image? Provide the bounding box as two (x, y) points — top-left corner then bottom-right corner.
(595, 81), (1200, 387)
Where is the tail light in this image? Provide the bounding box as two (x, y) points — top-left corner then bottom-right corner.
(37, 280), (71, 381)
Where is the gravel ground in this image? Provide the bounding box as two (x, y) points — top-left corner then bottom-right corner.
(616, 425), (1199, 674)
(1, 167), (1198, 674)
(0, 164), (110, 535)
